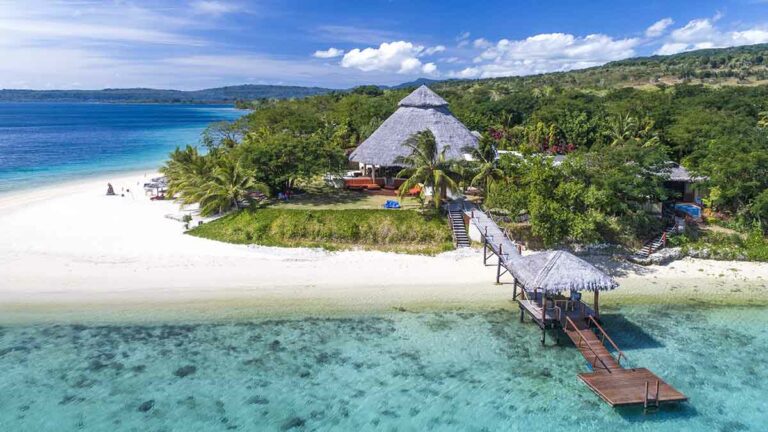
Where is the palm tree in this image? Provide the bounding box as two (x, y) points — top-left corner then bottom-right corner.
(606, 113), (659, 148)
(161, 146), (213, 205)
(465, 137), (504, 194)
(395, 130), (461, 210)
(198, 156), (268, 216)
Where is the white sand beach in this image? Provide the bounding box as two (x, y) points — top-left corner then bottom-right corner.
(1, 172), (767, 323)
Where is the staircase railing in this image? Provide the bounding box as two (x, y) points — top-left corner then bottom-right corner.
(564, 317), (613, 373)
(447, 214), (458, 247)
(587, 315), (628, 368)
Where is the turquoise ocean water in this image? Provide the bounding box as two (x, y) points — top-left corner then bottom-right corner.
(0, 102), (242, 193)
(1, 305), (766, 431)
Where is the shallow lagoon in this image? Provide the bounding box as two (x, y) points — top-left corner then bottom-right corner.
(0, 305), (766, 431)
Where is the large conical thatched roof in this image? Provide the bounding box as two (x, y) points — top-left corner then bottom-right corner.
(349, 85), (479, 166)
(505, 250), (618, 293)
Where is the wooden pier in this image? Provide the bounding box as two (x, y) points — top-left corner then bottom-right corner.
(464, 205), (687, 409)
(564, 316), (687, 407)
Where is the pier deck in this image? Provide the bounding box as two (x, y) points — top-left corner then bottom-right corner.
(562, 316), (687, 407)
(578, 368), (688, 407)
(463, 205), (687, 409)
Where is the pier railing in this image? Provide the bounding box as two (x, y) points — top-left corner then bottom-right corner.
(564, 317), (613, 373)
(587, 315), (628, 367)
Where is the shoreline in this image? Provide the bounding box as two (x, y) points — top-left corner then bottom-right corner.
(0, 171), (766, 325)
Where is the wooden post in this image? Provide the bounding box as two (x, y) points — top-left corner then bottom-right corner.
(513, 280), (517, 300)
(482, 236), (488, 265)
(496, 257), (502, 284)
(594, 290), (600, 319)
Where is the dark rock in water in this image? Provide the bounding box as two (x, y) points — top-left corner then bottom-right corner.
(0, 346), (30, 357)
(71, 375), (97, 389)
(137, 400), (155, 412)
(281, 417), (305, 430)
(298, 370), (310, 378)
(268, 340), (282, 351)
(59, 395), (85, 405)
(131, 365), (146, 373)
(247, 396), (269, 405)
(540, 368), (552, 378)
(87, 360), (109, 372)
(174, 365), (197, 378)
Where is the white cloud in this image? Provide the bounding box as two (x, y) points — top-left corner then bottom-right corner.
(441, 56), (462, 64)
(655, 43), (689, 55)
(655, 17), (768, 55)
(449, 67), (481, 79)
(341, 41), (429, 74)
(421, 62), (438, 74)
(313, 47), (345, 58)
(473, 38), (492, 49)
(464, 33), (639, 78)
(423, 45), (446, 55)
(646, 18), (674, 37)
(314, 25), (399, 44)
(191, 1), (240, 16)
(456, 31), (471, 48)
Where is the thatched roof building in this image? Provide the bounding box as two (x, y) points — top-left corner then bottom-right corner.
(349, 85), (479, 166)
(506, 250), (618, 293)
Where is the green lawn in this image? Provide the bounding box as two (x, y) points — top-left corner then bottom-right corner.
(189, 208), (454, 255)
(272, 187), (422, 210)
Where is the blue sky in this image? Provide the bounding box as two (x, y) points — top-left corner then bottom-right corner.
(1, 0), (767, 89)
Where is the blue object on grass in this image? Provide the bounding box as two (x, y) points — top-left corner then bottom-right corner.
(384, 200), (401, 209)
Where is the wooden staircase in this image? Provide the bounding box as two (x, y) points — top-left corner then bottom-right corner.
(448, 209), (470, 248)
(564, 316), (622, 373)
(634, 225), (677, 259)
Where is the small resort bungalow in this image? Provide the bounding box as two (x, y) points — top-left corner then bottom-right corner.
(345, 85), (479, 193)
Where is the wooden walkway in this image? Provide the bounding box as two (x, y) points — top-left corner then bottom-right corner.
(563, 316), (687, 407)
(461, 205), (687, 409)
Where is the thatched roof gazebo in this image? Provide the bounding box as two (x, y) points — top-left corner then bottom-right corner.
(507, 250), (618, 294)
(348, 85), (479, 187)
(502, 249), (617, 339)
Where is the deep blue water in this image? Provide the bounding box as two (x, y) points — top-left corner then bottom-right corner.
(0, 102), (242, 193)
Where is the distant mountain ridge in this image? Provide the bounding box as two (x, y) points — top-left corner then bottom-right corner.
(0, 84), (334, 104)
(4, 43), (768, 104)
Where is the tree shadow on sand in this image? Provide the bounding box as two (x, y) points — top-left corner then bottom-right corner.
(582, 255), (656, 278)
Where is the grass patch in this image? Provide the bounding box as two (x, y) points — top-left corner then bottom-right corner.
(189, 208), (454, 255)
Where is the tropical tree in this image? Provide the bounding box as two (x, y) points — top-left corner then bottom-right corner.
(396, 130), (461, 210)
(464, 136), (504, 194)
(197, 156), (268, 216)
(161, 146), (214, 206)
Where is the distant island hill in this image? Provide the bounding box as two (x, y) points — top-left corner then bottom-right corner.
(2, 43), (768, 104)
(0, 79), (442, 104)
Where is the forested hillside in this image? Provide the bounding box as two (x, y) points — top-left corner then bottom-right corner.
(166, 44), (768, 250)
(0, 84), (333, 104)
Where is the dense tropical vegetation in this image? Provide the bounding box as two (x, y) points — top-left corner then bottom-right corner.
(163, 44), (768, 253)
